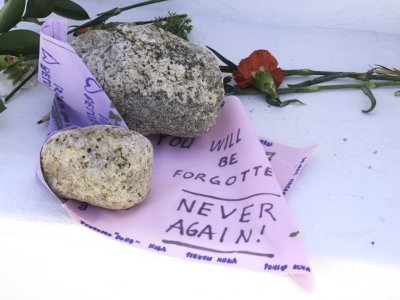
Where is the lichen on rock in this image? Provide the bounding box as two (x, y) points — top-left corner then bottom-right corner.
(70, 24), (224, 137)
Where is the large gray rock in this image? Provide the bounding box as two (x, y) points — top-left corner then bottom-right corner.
(70, 24), (224, 137)
(41, 125), (153, 210)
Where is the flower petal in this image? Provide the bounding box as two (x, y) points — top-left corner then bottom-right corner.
(256, 50), (279, 71)
(271, 68), (284, 87)
(233, 49), (284, 89)
(233, 69), (251, 88)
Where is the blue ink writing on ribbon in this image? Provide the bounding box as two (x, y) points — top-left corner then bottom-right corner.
(259, 139), (273, 147)
(53, 82), (64, 100)
(293, 157), (307, 176)
(217, 257), (237, 264)
(264, 263), (288, 272)
(186, 252), (213, 261)
(148, 243), (166, 252)
(282, 157), (308, 195)
(172, 165), (275, 187)
(282, 178), (294, 196)
(292, 264), (311, 272)
(40, 63), (52, 88)
(210, 128), (242, 152)
(80, 220), (112, 237)
(156, 135), (196, 149)
(84, 77), (104, 94)
(84, 92), (98, 125)
(114, 232), (140, 245)
(41, 48), (60, 65)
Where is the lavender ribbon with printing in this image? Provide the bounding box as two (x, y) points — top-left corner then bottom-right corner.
(37, 19), (315, 289)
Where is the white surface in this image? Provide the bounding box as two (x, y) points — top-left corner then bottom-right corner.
(1, 0), (400, 299)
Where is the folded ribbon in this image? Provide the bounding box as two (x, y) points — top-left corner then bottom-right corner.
(37, 19), (315, 289)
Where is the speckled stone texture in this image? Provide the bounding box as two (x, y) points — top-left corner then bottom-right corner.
(70, 24), (224, 137)
(40, 125), (153, 210)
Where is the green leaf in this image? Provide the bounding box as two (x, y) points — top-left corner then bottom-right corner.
(4, 59), (36, 85)
(361, 86), (377, 113)
(219, 65), (234, 73)
(0, 99), (6, 113)
(223, 76), (232, 84)
(223, 76), (234, 94)
(265, 96), (282, 107)
(224, 84), (234, 94)
(24, 0), (55, 18)
(374, 65), (400, 76)
(279, 99), (305, 107)
(395, 91), (400, 96)
(23, 17), (44, 25)
(0, 30), (40, 56)
(0, 0), (26, 33)
(206, 46), (237, 70)
(153, 12), (193, 40)
(0, 55), (19, 70)
(265, 95), (304, 107)
(53, 0), (89, 20)
(5, 63), (25, 85)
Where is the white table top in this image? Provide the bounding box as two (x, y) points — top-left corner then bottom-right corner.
(1, 0), (400, 299)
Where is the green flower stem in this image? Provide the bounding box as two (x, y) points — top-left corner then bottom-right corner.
(278, 81), (400, 95)
(0, 98), (6, 112)
(289, 72), (360, 87)
(116, 0), (168, 13)
(4, 66), (38, 103)
(220, 65), (235, 73)
(289, 72), (400, 87)
(222, 67), (352, 76)
(283, 69), (340, 76)
(369, 74), (400, 81)
(68, 0), (169, 34)
(223, 67), (400, 83)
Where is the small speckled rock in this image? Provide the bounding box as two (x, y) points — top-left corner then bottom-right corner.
(41, 125), (153, 210)
(70, 24), (224, 137)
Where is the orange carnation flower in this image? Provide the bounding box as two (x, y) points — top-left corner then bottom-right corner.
(233, 50), (284, 89)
